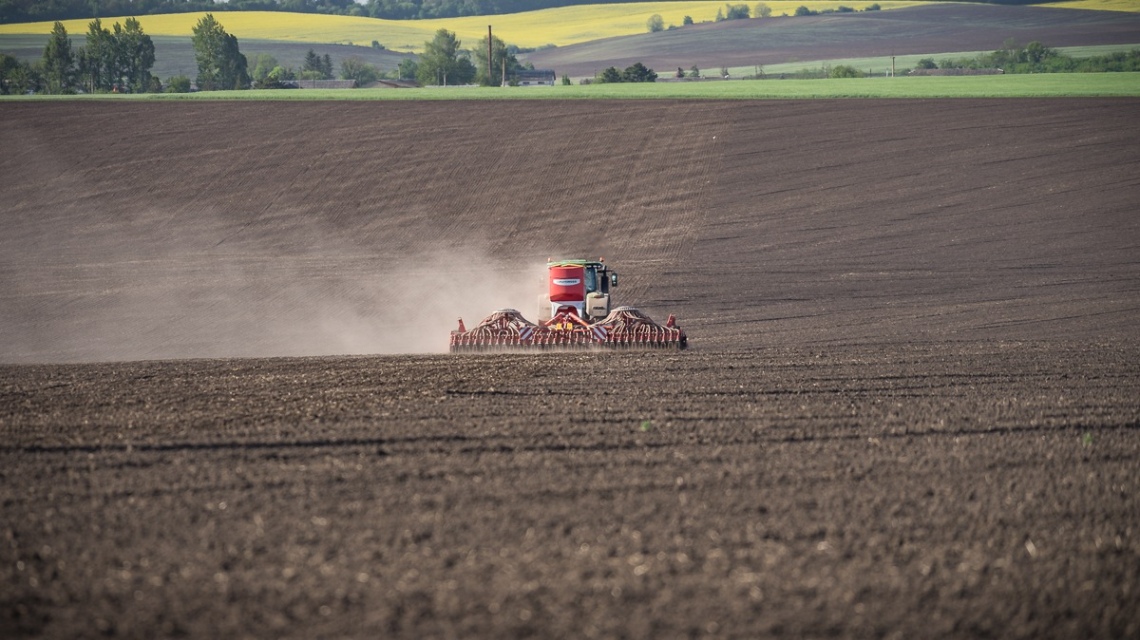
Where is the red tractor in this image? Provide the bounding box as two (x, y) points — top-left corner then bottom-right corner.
(450, 259), (687, 352)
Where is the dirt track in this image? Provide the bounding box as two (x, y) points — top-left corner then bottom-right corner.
(1, 99), (1139, 637)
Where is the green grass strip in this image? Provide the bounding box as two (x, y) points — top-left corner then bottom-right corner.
(4, 72), (1138, 101)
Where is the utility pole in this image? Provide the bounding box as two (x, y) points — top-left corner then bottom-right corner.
(488, 25), (493, 85)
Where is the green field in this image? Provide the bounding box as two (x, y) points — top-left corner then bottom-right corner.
(4, 72), (1137, 100)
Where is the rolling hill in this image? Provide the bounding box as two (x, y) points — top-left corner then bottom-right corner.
(5, 3), (1140, 84)
(525, 4), (1140, 77)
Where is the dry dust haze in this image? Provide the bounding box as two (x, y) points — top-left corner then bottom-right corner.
(0, 241), (548, 363)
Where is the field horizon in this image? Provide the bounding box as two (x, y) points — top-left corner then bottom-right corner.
(3, 2), (1140, 86)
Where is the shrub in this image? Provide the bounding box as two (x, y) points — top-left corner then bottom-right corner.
(830, 65), (864, 78)
(165, 75), (191, 92)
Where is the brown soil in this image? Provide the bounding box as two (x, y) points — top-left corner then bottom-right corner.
(527, 4), (1140, 76)
(1, 98), (1139, 638)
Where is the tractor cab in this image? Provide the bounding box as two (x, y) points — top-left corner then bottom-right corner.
(584, 261), (617, 296)
(542, 258), (618, 322)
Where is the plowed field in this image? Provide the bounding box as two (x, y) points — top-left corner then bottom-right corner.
(2, 99), (1139, 638)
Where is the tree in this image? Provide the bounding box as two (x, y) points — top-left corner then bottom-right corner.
(302, 49), (333, 79)
(829, 65), (863, 78)
(0, 53), (18, 94)
(718, 3), (749, 20)
(794, 5), (816, 16)
(472, 33), (521, 86)
(597, 66), (621, 83)
(397, 57), (418, 81)
(1, 53), (41, 94)
(340, 56), (379, 85)
(250, 53), (279, 84)
(79, 18), (115, 92)
(191, 14), (249, 91)
(682, 15), (693, 25)
(165, 74), (191, 93)
(621, 62), (657, 83)
(1025, 41), (1054, 64)
(647, 14), (664, 33)
(688, 65), (700, 78)
(754, 2), (772, 18)
(916, 58), (937, 70)
(416, 28), (474, 86)
(42, 21), (74, 93)
(253, 65), (297, 88)
(219, 29), (250, 89)
(117, 17), (155, 93)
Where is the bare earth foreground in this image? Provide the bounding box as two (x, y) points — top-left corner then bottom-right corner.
(1, 100), (1139, 637)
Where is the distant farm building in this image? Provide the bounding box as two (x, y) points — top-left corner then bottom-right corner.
(516, 70), (556, 86)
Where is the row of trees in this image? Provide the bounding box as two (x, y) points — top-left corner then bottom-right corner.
(2, 13), (248, 93)
(647, 3), (879, 32)
(2, 0), (721, 23)
(734, 40), (1140, 81)
(3, 16), (543, 93)
(673, 65), (730, 79)
(595, 62), (656, 84)
(34, 18), (156, 93)
(920, 40), (1140, 74)
(408, 27), (528, 86)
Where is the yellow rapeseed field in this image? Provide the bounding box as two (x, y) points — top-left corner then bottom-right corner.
(1, 2), (930, 51)
(1050, 0), (1140, 11)
(3, 1), (1129, 51)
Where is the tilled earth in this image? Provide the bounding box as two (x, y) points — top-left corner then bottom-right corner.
(2, 98), (1139, 637)
(2, 345), (1139, 638)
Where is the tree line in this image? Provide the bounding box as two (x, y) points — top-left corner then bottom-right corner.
(592, 62), (656, 84)
(919, 40), (1140, 74)
(2, 0), (685, 24)
(1, 17), (543, 93)
(1, 17), (158, 94)
(647, 3), (879, 33)
(0, 14), (246, 93)
(757, 40), (1140, 81)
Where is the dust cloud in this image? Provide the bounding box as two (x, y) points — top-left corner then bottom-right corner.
(0, 246), (548, 364)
